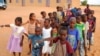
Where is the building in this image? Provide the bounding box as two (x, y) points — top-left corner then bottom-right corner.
(7, 0), (80, 8)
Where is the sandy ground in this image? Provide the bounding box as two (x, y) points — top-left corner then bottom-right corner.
(0, 5), (100, 56)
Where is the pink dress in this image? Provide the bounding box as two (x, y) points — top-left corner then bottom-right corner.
(7, 24), (26, 53)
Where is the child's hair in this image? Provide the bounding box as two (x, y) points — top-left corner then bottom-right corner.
(69, 17), (76, 23)
(35, 27), (42, 32)
(29, 13), (35, 20)
(56, 6), (60, 10)
(59, 27), (67, 35)
(44, 18), (51, 23)
(48, 12), (52, 17)
(15, 17), (22, 23)
(41, 11), (46, 15)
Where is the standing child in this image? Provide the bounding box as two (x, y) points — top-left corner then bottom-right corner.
(42, 19), (52, 56)
(53, 12), (59, 23)
(40, 11), (47, 27)
(23, 13), (40, 55)
(30, 27), (44, 56)
(51, 27), (59, 55)
(38, 28), (74, 56)
(82, 14), (89, 56)
(87, 13), (95, 50)
(67, 17), (80, 55)
(75, 16), (85, 56)
(1, 17), (28, 56)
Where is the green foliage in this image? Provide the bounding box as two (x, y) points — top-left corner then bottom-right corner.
(81, 0), (87, 6)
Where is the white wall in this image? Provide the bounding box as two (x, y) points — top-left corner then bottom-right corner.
(80, 0), (100, 5)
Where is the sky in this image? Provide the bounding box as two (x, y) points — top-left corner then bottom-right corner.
(80, 0), (100, 5)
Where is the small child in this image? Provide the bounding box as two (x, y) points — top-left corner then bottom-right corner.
(40, 11), (47, 27)
(29, 27), (44, 56)
(67, 17), (80, 55)
(81, 14), (89, 56)
(23, 13), (40, 55)
(1, 17), (28, 56)
(51, 27), (59, 55)
(75, 16), (85, 56)
(87, 13), (95, 50)
(38, 28), (74, 56)
(53, 12), (59, 23)
(42, 19), (52, 56)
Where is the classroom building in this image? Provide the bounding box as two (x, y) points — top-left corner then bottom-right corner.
(7, 0), (80, 8)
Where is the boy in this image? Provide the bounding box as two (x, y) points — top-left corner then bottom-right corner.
(29, 27), (44, 56)
(38, 28), (74, 56)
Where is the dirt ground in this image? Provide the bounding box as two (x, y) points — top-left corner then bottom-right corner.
(0, 5), (100, 56)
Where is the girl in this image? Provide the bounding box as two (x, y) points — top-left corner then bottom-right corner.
(38, 28), (74, 56)
(1, 17), (28, 56)
(23, 13), (40, 55)
(42, 19), (52, 56)
(67, 17), (80, 55)
(51, 27), (59, 55)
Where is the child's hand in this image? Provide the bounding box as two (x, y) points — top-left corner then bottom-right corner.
(37, 40), (44, 44)
(20, 42), (23, 47)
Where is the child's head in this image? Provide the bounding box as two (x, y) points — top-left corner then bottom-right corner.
(59, 28), (67, 41)
(69, 17), (76, 28)
(56, 6), (60, 11)
(86, 4), (89, 8)
(29, 13), (36, 20)
(88, 13), (92, 19)
(15, 17), (22, 26)
(81, 14), (87, 22)
(76, 16), (82, 23)
(35, 27), (42, 35)
(48, 12), (53, 18)
(52, 27), (58, 34)
(53, 12), (57, 17)
(41, 11), (46, 18)
(44, 19), (50, 28)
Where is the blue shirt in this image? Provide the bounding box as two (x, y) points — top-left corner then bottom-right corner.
(29, 35), (44, 49)
(67, 28), (80, 51)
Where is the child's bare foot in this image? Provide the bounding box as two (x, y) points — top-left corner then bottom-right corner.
(27, 52), (31, 55)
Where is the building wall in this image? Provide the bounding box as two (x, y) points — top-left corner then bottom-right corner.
(7, 0), (80, 7)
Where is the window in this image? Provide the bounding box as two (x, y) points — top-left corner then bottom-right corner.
(30, 0), (33, 3)
(16, 0), (19, 3)
(56, 0), (61, 3)
(38, 0), (42, 3)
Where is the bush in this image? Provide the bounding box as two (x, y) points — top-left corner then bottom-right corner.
(81, 0), (87, 6)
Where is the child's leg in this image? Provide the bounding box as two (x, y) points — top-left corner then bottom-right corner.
(79, 41), (85, 56)
(27, 40), (32, 55)
(19, 52), (21, 56)
(13, 52), (16, 56)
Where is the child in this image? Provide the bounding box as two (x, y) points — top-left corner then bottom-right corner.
(87, 13), (95, 50)
(56, 6), (63, 23)
(42, 19), (52, 56)
(81, 14), (89, 56)
(51, 27), (59, 55)
(23, 13), (40, 55)
(48, 12), (53, 19)
(91, 10), (96, 44)
(75, 16), (85, 56)
(84, 4), (91, 16)
(29, 27), (44, 56)
(50, 17), (59, 28)
(1, 17), (28, 56)
(38, 28), (74, 56)
(40, 11), (47, 27)
(67, 17), (80, 55)
(53, 12), (59, 23)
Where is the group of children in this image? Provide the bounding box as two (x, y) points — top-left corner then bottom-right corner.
(0, 4), (96, 56)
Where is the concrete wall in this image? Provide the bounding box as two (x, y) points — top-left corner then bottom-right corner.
(7, 0), (80, 8)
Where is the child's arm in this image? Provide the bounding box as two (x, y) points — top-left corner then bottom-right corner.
(20, 35), (24, 47)
(0, 24), (10, 27)
(24, 33), (29, 38)
(22, 21), (29, 25)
